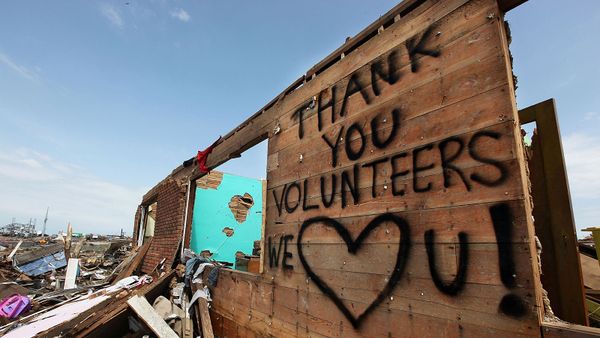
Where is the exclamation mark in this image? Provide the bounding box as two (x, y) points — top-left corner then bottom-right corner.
(490, 203), (528, 318)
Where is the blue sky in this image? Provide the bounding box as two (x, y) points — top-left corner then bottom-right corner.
(0, 1), (598, 237)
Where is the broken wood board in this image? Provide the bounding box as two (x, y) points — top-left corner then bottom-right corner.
(2, 294), (112, 338)
(197, 297), (214, 338)
(191, 282), (214, 338)
(127, 295), (179, 338)
(113, 237), (153, 284)
(72, 270), (176, 338)
(580, 253), (600, 290)
(6, 240), (22, 261)
(181, 293), (193, 338)
(542, 321), (600, 338)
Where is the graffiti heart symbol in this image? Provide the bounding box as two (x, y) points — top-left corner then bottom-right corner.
(296, 213), (411, 328)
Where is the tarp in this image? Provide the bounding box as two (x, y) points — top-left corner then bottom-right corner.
(15, 251), (67, 276)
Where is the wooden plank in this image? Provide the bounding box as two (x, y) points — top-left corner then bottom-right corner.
(541, 322), (600, 338)
(498, 0), (529, 12)
(580, 253), (600, 290)
(191, 282), (215, 338)
(494, 8), (545, 325)
(521, 99), (588, 325)
(265, 162), (525, 223)
(181, 293), (193, 338)
(267, 199), (530, 244)
(197, 297), (214, 338)
(264, 242), (536, 289)
(113, 237), (153, 283)
(260, 180), (267, 273)
(6, 240), (22, 261)
(127, 295), (179, 338)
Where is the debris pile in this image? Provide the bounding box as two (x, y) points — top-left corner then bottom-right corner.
(0, 236), (221, 337)
(0, 234), (133, 326)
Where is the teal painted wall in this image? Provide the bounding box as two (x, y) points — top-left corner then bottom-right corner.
(190, 173), (263, 266)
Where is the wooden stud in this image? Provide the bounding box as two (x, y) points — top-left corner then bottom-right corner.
(520, 99), (588, 325)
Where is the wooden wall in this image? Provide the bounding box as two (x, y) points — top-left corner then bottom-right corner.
(208, 0), (543, 336)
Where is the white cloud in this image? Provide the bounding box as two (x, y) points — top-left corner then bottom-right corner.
(171, 8), (191, 22)
(0, 147), (143, 235)
(563, 132), (600, 199)
(0, 52), (40, 83)
(585, 112), (600, 121)
(100, 3), (124, 28)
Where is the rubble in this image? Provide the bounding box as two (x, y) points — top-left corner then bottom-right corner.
(0, 234), (134, 326)
(0, 232), (221, 337)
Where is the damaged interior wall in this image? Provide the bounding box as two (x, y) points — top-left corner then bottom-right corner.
(190, 172), (264, 266)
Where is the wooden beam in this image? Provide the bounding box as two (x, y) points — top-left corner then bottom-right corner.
(113, 237), (153, 283)
(191, 283), (214, 338)
(541, 322), (600, 337)
(259, 179), (267, 273)
(519, 99), (588, 325)
(497, 0), (528, 12)
(6, 240), (22, 261)
(127, 295), (179, 338)
(197, 297), (214, 338)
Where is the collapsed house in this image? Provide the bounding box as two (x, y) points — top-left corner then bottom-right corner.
(3, 0), (600, 336)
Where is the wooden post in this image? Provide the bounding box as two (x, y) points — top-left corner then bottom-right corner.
(520, 99), (588, 325)
(113, 237), (153, 283)
(197, 297), (214, 338)
(191, 282), (214, 338)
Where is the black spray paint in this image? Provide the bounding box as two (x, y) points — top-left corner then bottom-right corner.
(296, 214), (411, 328)
(425, 230), (469, 296)
(490, 203), (528, 318)
(406, 25), (441, 73)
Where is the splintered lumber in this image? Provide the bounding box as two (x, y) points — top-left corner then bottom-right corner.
(191, 283), (214, 338)
(127, 295), (178, 338)
(114, 238), (153, 283)
(181, 293), (193, 338)
(197, 297), (214, 338)
(541, 322), (600, 338)
(72, 270), (176, 337)
(6, 240), (22, 261)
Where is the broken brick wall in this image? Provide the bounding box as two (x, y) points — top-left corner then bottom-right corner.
(132, 164), (196, 273)
(133, 178), (187, 274)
